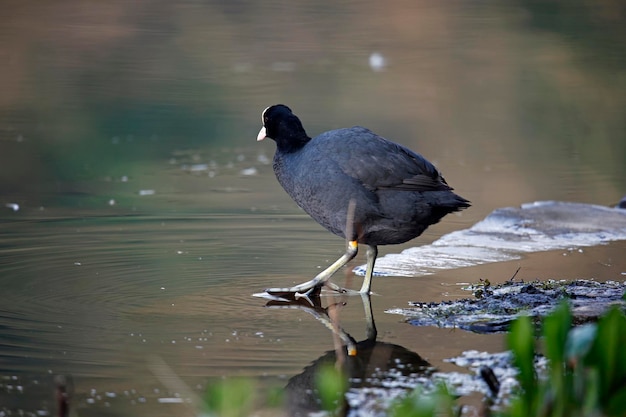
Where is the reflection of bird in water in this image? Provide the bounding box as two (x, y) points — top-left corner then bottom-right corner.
(257, 105), (470, 298)
(266, 294), (433, 417)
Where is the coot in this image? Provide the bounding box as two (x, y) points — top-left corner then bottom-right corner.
(257, 104), (470, 297)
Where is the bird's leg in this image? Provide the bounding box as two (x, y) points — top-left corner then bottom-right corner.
(360, 292), (377, 341)
(265, 240), (359, 298)
(359, 245), (378, 294)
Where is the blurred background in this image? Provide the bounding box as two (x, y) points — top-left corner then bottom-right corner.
(0, 0), (625, 415)
(1, 0), (624, 209)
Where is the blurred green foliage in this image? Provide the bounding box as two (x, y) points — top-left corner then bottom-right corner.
(316, 363), (348, 415)
(506, 302), (626, 417)
(205, 377), (257, 417)
(1, 0), (625, 204)
(390, 384), (457, 417)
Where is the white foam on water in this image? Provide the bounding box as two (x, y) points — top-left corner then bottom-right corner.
(355, 201), (626, 277)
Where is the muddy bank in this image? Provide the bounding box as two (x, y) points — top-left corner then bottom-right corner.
(388, 279), (625, 333)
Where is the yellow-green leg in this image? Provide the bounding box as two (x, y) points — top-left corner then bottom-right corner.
(265, 240), (359, 301)
(359, 245), (378, 294)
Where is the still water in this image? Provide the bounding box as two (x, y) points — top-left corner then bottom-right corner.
(1, 0), (625, 415)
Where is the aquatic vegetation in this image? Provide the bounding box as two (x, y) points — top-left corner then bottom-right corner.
(505, 302), (626, 417)
(204, 378), (257, 417)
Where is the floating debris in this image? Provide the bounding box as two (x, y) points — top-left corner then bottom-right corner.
(369, 52), (387, 72)
(257, 154), (271, 165)
(189, 163), (209, 172)
(240, 167), (258, 176)
(138, 189), (155, 196)
(157, 397), (184, 403)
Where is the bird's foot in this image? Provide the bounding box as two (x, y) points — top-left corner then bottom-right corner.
(254, 282), (367, 303)
(257, 285), (322, 305)
(258, 280), (356, 305)
(321, 281), (365, 296)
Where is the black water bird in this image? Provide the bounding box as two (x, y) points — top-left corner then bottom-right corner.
(257, 104), (470, 298)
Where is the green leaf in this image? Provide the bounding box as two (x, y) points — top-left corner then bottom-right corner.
(565, 323), (596, 363)
(508, 314), (537, 408)
(390, 384), (456, 417)
(205, 378), (256, 417)
(315, 363), (348, 413)
(542, 302), (571, 366)
(606, 385), (626, 416)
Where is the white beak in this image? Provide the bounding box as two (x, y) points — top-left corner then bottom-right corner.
(257, 126), (267, 141)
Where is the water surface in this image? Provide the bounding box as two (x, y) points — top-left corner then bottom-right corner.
(1, 0), (625, 415)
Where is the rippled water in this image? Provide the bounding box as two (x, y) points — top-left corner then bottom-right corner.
(1, 0), (625, 415)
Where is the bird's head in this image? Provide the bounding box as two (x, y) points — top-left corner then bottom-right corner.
(257, 104), (310, 152)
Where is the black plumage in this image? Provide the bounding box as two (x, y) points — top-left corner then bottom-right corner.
(257, 104), (470, 297)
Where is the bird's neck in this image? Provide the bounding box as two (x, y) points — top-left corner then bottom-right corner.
(276, 133), (311, 153)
